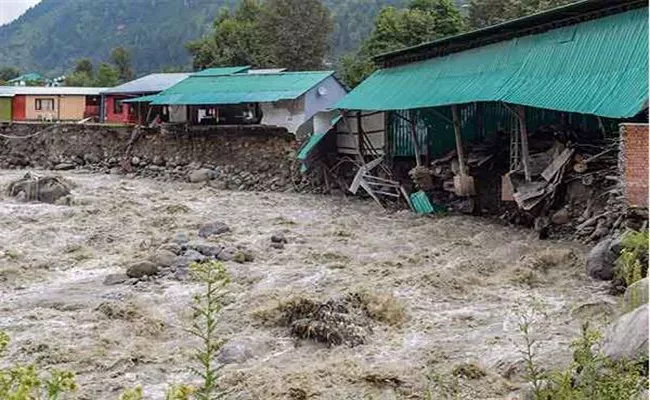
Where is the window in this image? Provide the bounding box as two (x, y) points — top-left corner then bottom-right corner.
(35, 98), (55, 111)
(114, 98), (124, 114)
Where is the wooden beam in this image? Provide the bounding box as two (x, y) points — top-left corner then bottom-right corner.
(451, 105), (466, 176)
(516, 105), (532, 182)
(356, 111), (364, 160)
(409, 112), (422, 167)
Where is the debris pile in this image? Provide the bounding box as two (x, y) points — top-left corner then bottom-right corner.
(6, 172), (72, 204)
(277, 294), (375, 347)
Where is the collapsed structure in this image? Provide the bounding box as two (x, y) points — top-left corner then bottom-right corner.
(302, 0), (648, 240)
(124, 67), (347, 137)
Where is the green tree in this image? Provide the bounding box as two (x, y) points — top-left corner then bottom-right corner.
(111, 47), (134, 82)
(467, 0), (573, 29)
(187, 0), (274, 70)
(65, 58), (95, 86)
(340, 0), (464, 87)
(94, 63), (120, 87)
(259, 0), (334, 70)
(0, 67), (20, 83)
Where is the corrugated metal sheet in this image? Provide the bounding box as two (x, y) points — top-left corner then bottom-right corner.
(122, 94), (159, 103)
(0, 86), (107, 96)
(190, 66), (251, 76)
(337, 8), (648, 118)
(101, 73), (190, 94)
(150, 71), (335, 105)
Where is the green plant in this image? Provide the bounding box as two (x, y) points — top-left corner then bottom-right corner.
(615, 230), (648, 287)
(0, 331), (76, 400)
(424, 371), (461, 400)
(515, 301), (547, 399)
(537, 322), (645, 400)
(119, 386), (143, 400)
(187, 260), (230, 400)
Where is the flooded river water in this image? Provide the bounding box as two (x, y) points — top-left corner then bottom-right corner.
(0, 170), (615, 399)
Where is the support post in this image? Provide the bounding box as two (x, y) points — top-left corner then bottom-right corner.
(516, 105), (531, 182)
(356, 111), (364, 160)
(409, 111), (422, 167)
(451, 105), (466, 175)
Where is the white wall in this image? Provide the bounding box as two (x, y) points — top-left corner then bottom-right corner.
(260, 97), (306, 134)
(336, 112), (385, 155)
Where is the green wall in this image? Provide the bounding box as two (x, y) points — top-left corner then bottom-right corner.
(0, 97), (12, 121)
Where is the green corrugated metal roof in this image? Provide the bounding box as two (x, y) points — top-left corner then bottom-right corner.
(298, 132), (328, 161)
(122, 94), (159, 103)
(150, 71), (334, 105)
(337, 8), (648, 118)
(191, 66), (250, 76)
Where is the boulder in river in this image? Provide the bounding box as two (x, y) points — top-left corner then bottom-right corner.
(7, 172), (72, 204)
(623, 278), (649, 313)
(586, 238), (617, 281)
(126, 261), (159, 278)
(602, 304), (648, 363)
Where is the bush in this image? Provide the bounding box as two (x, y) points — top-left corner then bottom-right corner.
(0, 330), (77, 400)
(615, 230), (648, 287)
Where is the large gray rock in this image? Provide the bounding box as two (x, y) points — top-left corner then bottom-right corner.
(126, 261), (159, 278)
(602, 304), (648, 362)
(188, 241), (223, 257)
(586, 238), (617, 281)
(188, 168), (214, 183)
(54, 162), (76, 171)
(623, 278), (649, 314)
(198, 221), (230, 238)
(149, 250), (177, 268)
(7, 173), (72, 204)
(103, 273), (129, 286)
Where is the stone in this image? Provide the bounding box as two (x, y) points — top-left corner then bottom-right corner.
(183, 249), (207, 263)
(188, 242), (223, 257)
(171, 232), (189, 245)
(623, 278), (649, 313)
(217, 246), (237, 262)
(217, 338), (269, 364)
(84, 153), (101, 164)
(53, 163), (76, 171)
(149, 250), (177, 268)
(7, 173), (71, 204)
(109, 167), (122, 175)
(103, 273), (129, 285)
(131, 156), (140, 166)
(158, 242), (182, 255)
(271, 232), (288, 244)
(198, 221), (230, 238)
(586, 238), (617, 281)
(551, 208), (570, 225)
(126, 261), (159, 278)
(602, 304), (648, 362)
(188, 168), (215, 183)
(152, 155), (165, 166)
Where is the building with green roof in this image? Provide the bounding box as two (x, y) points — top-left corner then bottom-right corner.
(134, 68), (347, 135)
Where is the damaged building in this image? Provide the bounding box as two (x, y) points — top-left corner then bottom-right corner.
(126, 67), (347, 137)
(314, 0), (648, 240)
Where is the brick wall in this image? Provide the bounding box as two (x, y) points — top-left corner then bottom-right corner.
(619, 123), (649, 208)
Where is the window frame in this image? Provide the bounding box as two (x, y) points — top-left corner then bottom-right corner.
(35, 98), (55, 111)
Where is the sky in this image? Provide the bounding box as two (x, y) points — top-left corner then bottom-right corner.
(0, 0), (41, 26)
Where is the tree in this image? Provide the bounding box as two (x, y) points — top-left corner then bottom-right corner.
(259, 0), (333, 70)
(187, 0), (274, 70)
(94, 63), (120, 87)
(339, 0), (464, 87)
(65, 58), (95, 86)
(468, 0), (574, 29)
(0, 67), (20, 83)
(110, 47), (134, 82)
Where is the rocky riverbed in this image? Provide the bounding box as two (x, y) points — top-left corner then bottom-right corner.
(0, 170), (617, 399)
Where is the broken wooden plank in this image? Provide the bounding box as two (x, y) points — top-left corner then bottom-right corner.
(541, 148), (574, 182)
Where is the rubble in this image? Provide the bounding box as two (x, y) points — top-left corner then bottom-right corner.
(7, 172), (72, 204)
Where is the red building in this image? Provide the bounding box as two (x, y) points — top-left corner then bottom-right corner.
(100, 73), (190, 124)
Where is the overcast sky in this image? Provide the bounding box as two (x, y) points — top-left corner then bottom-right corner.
(0, 0), (41, 26)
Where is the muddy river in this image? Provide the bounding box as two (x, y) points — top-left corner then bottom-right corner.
(0, 170), (616, 399)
